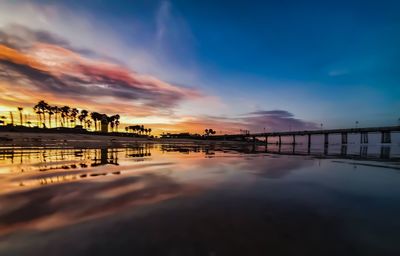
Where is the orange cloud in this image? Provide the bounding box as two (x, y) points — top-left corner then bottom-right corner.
(0, 25), (203, 130)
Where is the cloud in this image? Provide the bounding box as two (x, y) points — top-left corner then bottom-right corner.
(0, 25), (201, 115)
(246, 110), (294, 118)
(155, 109), (317, 134)
(0, 171), (200, 235)
(242, 110), (317, 132)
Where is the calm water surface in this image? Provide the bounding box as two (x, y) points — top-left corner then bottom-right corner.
(0, 143), (399, 256)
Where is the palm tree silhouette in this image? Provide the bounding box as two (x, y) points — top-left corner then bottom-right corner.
(48, 109), (54, 128)
(17, 107), (23, 126)
(70, 108), (79, 127)
(34, 101), (49, 128)
(108, 115), (115, 132)
(114, 114), (120, 132)
(79, 110), (89, 128)
(90, 112), (101, 131)
(51, 106), (60, 127)
(60, 106), (70, 127)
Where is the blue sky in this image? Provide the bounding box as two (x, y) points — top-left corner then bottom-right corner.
(0, 0), (399, 133)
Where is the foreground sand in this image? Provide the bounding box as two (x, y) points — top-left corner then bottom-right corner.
(0, 132), (245, 147)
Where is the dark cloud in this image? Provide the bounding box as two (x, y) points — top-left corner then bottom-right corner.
(246, 110), (294, 118)
(241, 110), (317, 131)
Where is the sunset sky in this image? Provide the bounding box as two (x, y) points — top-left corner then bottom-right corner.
(0, 0), (399, 134)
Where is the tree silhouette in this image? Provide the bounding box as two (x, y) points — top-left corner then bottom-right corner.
(60, 106), (70, 127)
(34, 101), (49, 128)
(51, 106), (60, 127)
(90, 112), (100, 131)
(204, 128), (216, 136)
(28, 101), (136, 134)
(114, 114), (120, 132)
(70, 108), (79, 127)
(48, 109), (54, 128)
(79, 110), (89, 128)
(17, 107), (23, 126)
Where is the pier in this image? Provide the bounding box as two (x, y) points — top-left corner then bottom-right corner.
(213, 126), (400, 147)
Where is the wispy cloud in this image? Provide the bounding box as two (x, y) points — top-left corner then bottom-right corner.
(0, 25), (200, 116)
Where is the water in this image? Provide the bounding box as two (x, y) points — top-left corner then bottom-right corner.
(0, 143), (399, 256)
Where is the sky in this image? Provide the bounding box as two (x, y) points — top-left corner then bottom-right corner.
(0, 0), (399, 134)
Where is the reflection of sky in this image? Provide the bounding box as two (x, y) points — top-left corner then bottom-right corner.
(0, 143), (399, 255)
(0, 144), (400, 255)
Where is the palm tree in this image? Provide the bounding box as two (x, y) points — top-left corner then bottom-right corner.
(51, 106), (60, 127)
(17, 107), (23, 126)
(114, 114), (120, 132)
(48, 109), (54, 128)
(34, 100), (49, 128)
(35, 110), (42, 127)
(78, 110), (89, 128)
(91, 112), (100, 131)
(70, 108), (79, 127)
(148, 128), (152, 135)
(60, 106), (70, 127)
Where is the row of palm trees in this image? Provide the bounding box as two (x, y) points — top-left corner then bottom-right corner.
(125, 125), (152, 135)
(23, 100), (150, 134)
(33, 100), (100, 129)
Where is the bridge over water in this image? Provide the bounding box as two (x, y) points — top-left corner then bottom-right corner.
(212, 126), (400, 146)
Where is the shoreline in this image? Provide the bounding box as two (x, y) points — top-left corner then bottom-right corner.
(0, 131), (249, 147)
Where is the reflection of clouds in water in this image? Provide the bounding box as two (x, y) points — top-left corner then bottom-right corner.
(0, 144), (400, 255)
(0, 172), (200, 235)
(243, 156), (313, 179)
